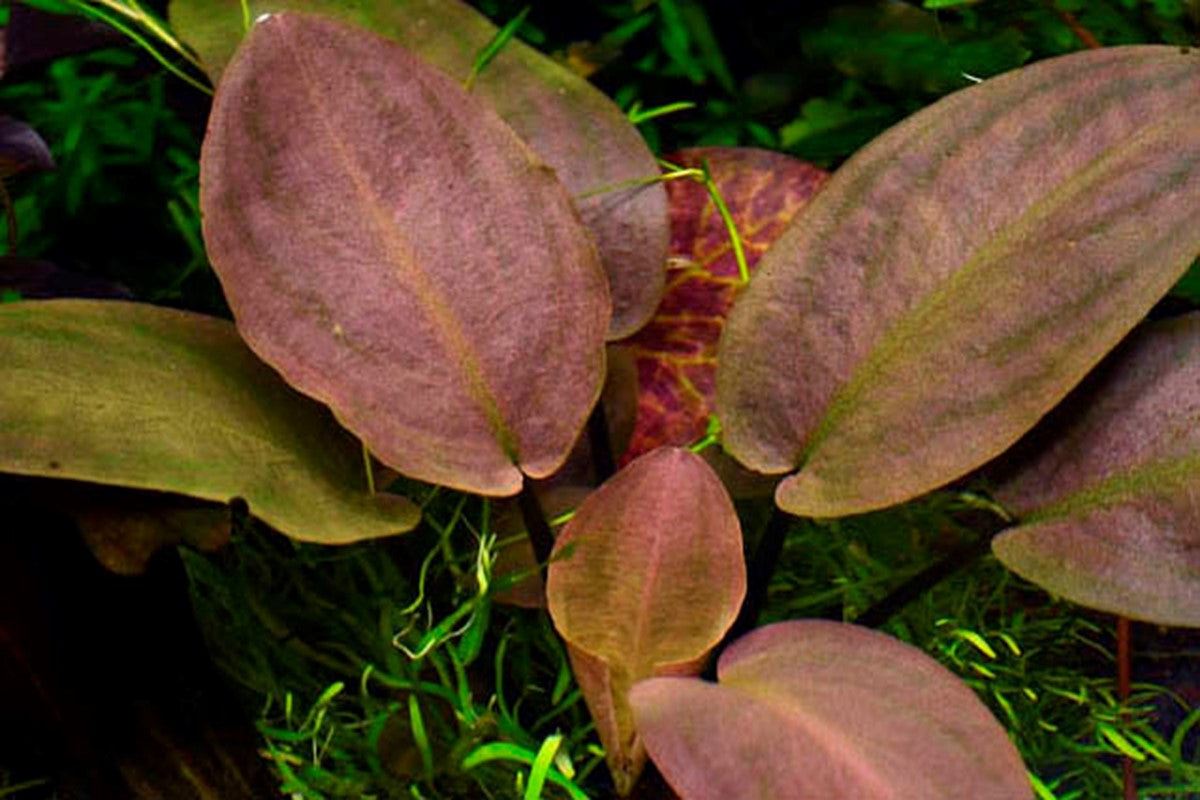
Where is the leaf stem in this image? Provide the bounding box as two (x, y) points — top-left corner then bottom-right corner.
(518, 482), (555, 577)
(586, 404), (616, 483)
(854, 512), (1005, 628)
(716, 507), (793, 655)
(1118, 615), (1136, 800)
(1055, 7), (1102, 50)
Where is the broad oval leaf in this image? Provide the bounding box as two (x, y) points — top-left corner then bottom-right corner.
(546, 447), (746, 793)
(717, 46), (1200, 517)
(200, 13), (610, 495)
(171, 0), (667, 339)
(0, 299), (418, 543)
(991, 314), (1200, 627)
(630, 620), (1031, 800)
(614, 148), (827, 463)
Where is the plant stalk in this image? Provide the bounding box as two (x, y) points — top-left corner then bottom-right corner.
(717, 508), (793, 653)
(518, 482), (555, 577)
(1118, 615), (1136, 800)
(587, 403), (616, 483)
(854, 512), (1005, 629)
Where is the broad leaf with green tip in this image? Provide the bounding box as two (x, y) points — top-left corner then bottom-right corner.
(170, 0), (667, 339)
(546, 447), (746, 794)
(0, 300), (418, 543)
(991, 314), (1200, 627)
(200, 13), (610, 495)
(717, 45), (1200, 517)
(630, 621), (1031, 799)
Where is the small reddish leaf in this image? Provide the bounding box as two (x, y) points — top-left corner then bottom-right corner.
(615, 148), (827, 462)
(991, 314), (1200, 627)
(631, 621), (1031, 800)
(170, 0), (667, 339)
(74, 501), (231, 576)
(546, 448), (746, 793)
(717, 46), (1200, 517)
(200, 14), (609, 495)
(0, 299), (418, 544)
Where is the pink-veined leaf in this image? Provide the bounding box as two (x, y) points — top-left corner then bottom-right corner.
(717, 45), (1200, 517)
(990, 314), (1200, 627)
(631, 620), (1031, 800)
(170, 0), (666, 339)
(614, 148), (827, 463)
(546, 447), (746, 794)
(200, 13), (610, 495)
(0, 299), (418, 544)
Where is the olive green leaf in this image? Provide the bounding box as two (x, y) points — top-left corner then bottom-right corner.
(0, 299), (418, 544)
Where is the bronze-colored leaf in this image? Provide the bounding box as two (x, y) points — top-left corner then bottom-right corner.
(73, 502), (231, 577)
(630, 621), (1031, 800)
(0, 299), (417, 544)
(717, 46), (1200, 517)
(546, 447), (746, 793)
(991, 314), (1200, 627)
(170, 0), (666, 339)
(200, 13), (610, 495)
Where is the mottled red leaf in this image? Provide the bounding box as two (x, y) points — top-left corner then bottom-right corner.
(614, 148), (827, 463)
(717, 46), (1200, 517)
(631, 621), (1031, 800)
(546, 448), (745, 793)
(200, 14), (610, 495)
(991, 314), (1200, 626)
(170, 0), (666, 339)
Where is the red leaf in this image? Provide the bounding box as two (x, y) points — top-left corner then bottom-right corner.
(199, 14), (610, 495)
(615, 148), (827, 464)
(631, 621), (1031, 799)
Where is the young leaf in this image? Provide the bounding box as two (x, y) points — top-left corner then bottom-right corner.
(0, 299), (418, 544)
(170, 0), (667, 339)
(990, 314), (1200, 627)
(200, 13), (610, 495)
(630, 620), (1031, 799)
(546, 447), (746, 794)
(614, 148), (827, 463)
(717, 45), (1200, 517)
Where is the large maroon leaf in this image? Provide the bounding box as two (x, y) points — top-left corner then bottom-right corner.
(630, 621), (1031, 800)
(171, 0), (666, 339)
(990, 314), (1200, 627)
(614, 148), (827, 463)
(0, 299), (417, 544)
(716, 46), (1200, 517)
(200, 13), (610, 495)
(546, 448), (746, 794)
